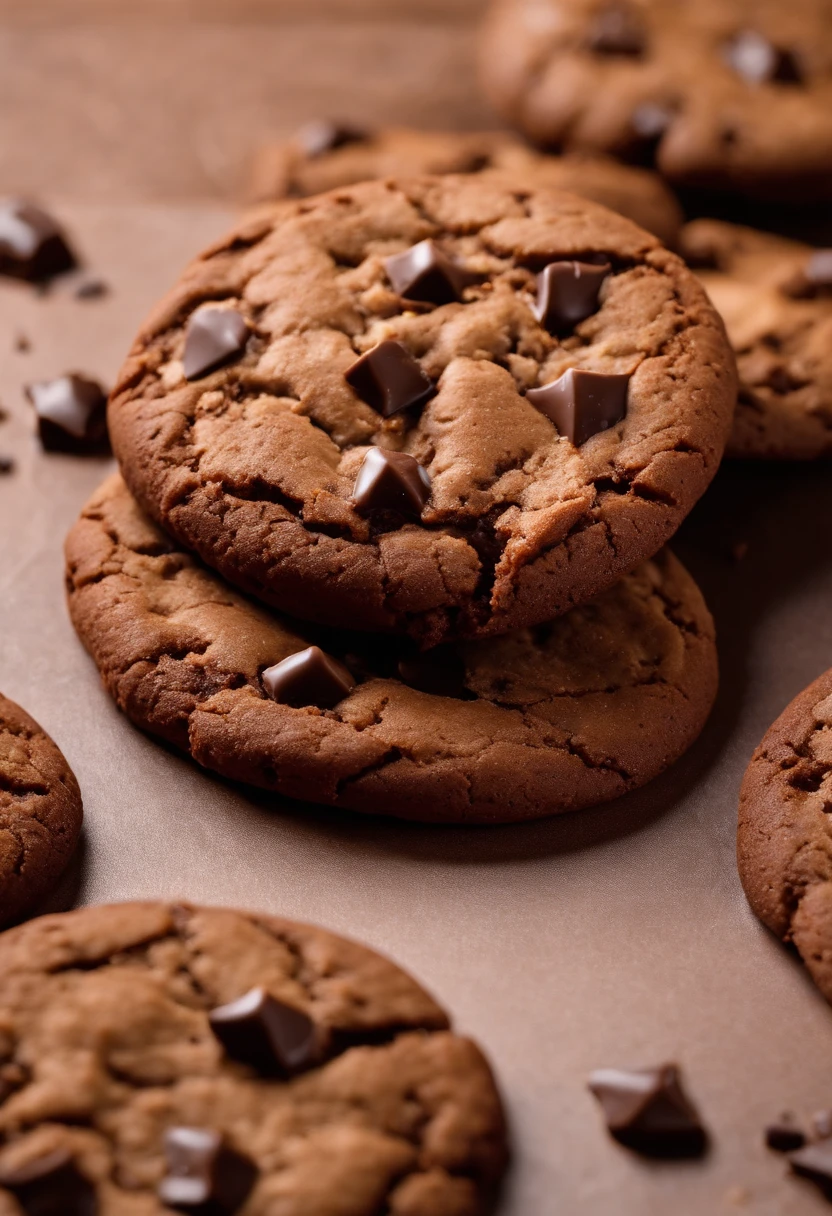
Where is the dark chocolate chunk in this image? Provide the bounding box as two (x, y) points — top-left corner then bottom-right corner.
(159, 1127), (258, 1214)
(345, 340), (434, 417)
(0, 1147), (96, 1216)
(183, 307), (249, 381)
(588, 3), (647, 55)
(385, 240), (481, 306)
(295, 120), (367, 159)
(352, 446), (432, 517)
(74, 278), (109, 301)
(398, 646), (467, 698)
(813, 1110), (832, 1140)
(527, 367), (629, 445)
(724, 30), (803, 85)
(0, 456), (14, 475)
(589, 1064), (707, 1158)
(262, 646), (355, 709)
(209, 987), (319, 1076)
(0, 200), (77, 282)
(533, 261), (611, 333)
(789, 1141), (832, 1198)
(765, 1117), (806, 1153)
(25, 374), (109, 454)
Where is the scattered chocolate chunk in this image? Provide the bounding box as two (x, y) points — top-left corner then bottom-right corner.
(295, 119), (367, 159)
(385, 239), (481, 306)
(588, 3), (647, 56)
(159, 1127), (258, 1214)
(588, 1064), (708, 1158)
(0, 1147), (96, 1216)
(209, 987), (320, 1076)
(533, 261), (611, 333)
(262, 645), (355, 709)
(74, 278), (109, 300)
(789, 1141), (832, 1198)
(398, 646), (468, 698)
(814, 1110), (832, 1140)
(724, 31), (803, 86)
(14, 333), (30, 353)
(0, 200), (77, 282)
(352, 446), (432, 516)
(183, 307), (249, 381)
(0, 456), (14, 475)
(345, 340), (434, 417)
(527, 367), (629, 445)
(766, 1116), (806, 1153)
(25, 373), (109, 454)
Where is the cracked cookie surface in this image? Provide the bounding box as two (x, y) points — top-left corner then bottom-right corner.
(739, 670), (832, 1006)
(249, 126), (683, 246)
(0, 694), (82, 927)
(65, 474), (717, 823)
(681, 220), (832, 460)
(0, 901), (507, 1214)
(107, 175), (735, 646)
(479, 0), (832, 200)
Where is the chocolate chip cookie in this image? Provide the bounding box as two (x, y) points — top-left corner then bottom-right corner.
(108, 175), (736, 645)
(681, 220), (832, 460)
(0, 694), (82, 928)
(0, 901), (507, 1214)
(479, 0), (832, 200)
(249, 124), (683, 245)
(738, 668), (832, 1007)
(65, 474), (717, 823)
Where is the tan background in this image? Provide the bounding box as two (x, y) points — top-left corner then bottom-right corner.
(1, 3), (832, 1213)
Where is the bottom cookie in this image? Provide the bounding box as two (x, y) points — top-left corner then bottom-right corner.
(66, 475), (718, 824)
(0, 901), (507, 1214)
(0, 693), (83, 926)
(738, 670), (832, 1007)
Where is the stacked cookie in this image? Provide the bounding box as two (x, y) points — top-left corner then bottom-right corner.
(67, 174), (735, 825)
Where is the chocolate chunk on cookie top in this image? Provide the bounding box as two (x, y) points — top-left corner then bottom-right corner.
(108, 176), (735, 644)
(66, 475), (718, 824)
(0, 902), (507, 1215)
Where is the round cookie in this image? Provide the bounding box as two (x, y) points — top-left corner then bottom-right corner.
(681, 220), (832, 460)
(65, 474), (718, 824)
(0, 693), (82, 927)
(249, 123), (683, 245)
(0, 901), (507, 1214)
(479, 0), (832, 200)
(738, 669), (832, 1007)
(108, 175), (736, 646)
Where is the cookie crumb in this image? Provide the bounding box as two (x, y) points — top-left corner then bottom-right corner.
(724, 1185), (751, 1207)
(14, 333), (30, 353)
(74, 278), (109, 300)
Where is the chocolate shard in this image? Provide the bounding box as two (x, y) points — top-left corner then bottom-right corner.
(159, 1127), (258, 1214)
(25, 374), (110, 454)
(765, 1116), (806, 1153)
(295, 119), (368, 159)
(262, 646), (355, 710)
(209, 987), (320, 1076)
(398, 646), (468, 698)
(0, 1147), (97, 1216)
(0, 200), (77, 282)
(789, 1141), (832, 1198)
(345, 340), (434, 417)
(533, 261), (611, 333)
(724, 30), (803, 85)
(588, 1064), (708, 1158)
(588, 3), (647, 56)
(183, 307), (249, 381)
(385, 239), (481, 306)
(353, 447), (432, 517)
(527, 367), (629, 445)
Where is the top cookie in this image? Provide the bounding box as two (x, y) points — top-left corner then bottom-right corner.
(109, 175), (735, 645)
(479, 0), (832, 200)
(249, 124), (683, 246)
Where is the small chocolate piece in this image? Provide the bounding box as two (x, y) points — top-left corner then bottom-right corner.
(533, 261), (611, 333)
(352, 446), (431, 516)
(527, 367), (629, 445)
(385, 240), (481, 306)
(345, 340), (434, 417)
(262, 646), (354, 709)
(589, 1064), (707, 1158)
(813, 1110), (832, 1140)
(295, 120), (367, 159)
(26, 374), (109, 454)
(209, 987), (319, 1076)
(789, 1141), (832, 1198)
(724, 30), (803, 86)
(0, 456), (14, 475)
(398, 646), (468, 698)
(14, 333), (30, 353)
(0, 1147), (96, 1216)
(588, 3), (647, 56)
(765, 1116), (806, 1153)
(0, 200), (77, 282)
(159, 1127), (258, 1214)
(74, 278), (109, 301)
(183, 307), (249, 381)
